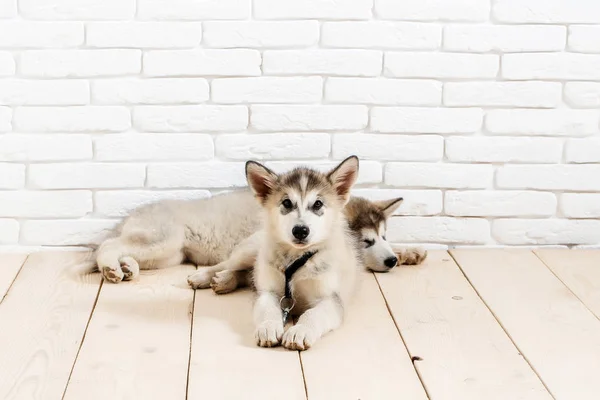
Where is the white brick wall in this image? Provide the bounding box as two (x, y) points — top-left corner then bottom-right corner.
(0, 0), (599, 248)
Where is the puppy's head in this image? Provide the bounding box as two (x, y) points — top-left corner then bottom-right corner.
(345, 196), (404, 272)
(246, 156), (359, 250)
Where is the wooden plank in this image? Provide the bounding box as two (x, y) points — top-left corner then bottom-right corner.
(301, 271), (428, 400)
(452, 249), (600, 400)
(0, 252), (101, 400)
(188, 287), (306, 400)
(377, 251), (550, 400)
(535, 249), (600, 319)
(0, 253), (27, 302)
(64, 265), (195, 400)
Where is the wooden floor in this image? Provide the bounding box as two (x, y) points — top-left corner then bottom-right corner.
(1, 250), (599, 400)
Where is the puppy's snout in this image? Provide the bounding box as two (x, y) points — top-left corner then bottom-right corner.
(292, 225), (310, 240)
(384, 256), (398, 268)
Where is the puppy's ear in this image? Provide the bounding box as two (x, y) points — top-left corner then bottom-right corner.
(374, 197), (404, 219)
(246, 161), (278, 202)
(327, 156), (359, 203)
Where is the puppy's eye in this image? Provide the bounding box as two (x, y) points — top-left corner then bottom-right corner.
(313, 200), (323, 210)
(382, 236), (387, 241)
(363, 239), (375, 248)
(282, 199), (293, 209)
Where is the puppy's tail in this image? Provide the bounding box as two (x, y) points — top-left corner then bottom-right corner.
(68, 245), (99, 277)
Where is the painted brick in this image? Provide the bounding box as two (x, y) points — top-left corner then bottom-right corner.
(569, 25), (600, 53)
(0, 52), (15, 76)
(371, 107), (483, 134)
(204, 21), (319, 48)
(266, 161), (383, 184)
(385, 52), (499, 78)
(444, 82), (561, 108)
(565, 82), (600, 108)
(445, 191), (557, 217)
(95, 190), (211, 217)
(14, 106), (130, 132)
(494, 0), (600, 24)
(333, 134), (443, 161)
(20, 220), (118, 246)
(565, 138), (600, 163)
(0, 219), (18, 244)
(0, 134), (92, 161)
(251, 105), (368, 132)
(352, 189), (443, 216)
(147, 162), (247, 188)
(93, 79), (209, 104)
(325, 78), (441, 105)
(0, 0), (16, 18)
(445, 136), (563, 163)
(503, 53), (600, 80)
(0, 107), (11, 131)
(29, 163), (146, 189)
(0, 163), (25, 189)
(486, 109), (599, 136)
(134, 106), (248, 132)
(0, 191), (92, 218)
(138, 0), (250, 20)
(385, 163), (493, 189)
(322, 22), (441, 49)
(21, 50), (141, 77)
(444, 25), (566, 52)
(87, 22), (202, 48)
(497, 165), (600, 191)
(263, 50), (382, 77)
(95, 134), (214, 161)
(0, 22), (83, 47)
(212, 77), (323, 104)
(0, 80), (89, 106)
(561, 194), (600, 218)
(376, 0), (490, 21)
(216, 133), (330, 160)
(20, 0), (134, 20)
(254, 0), (372, 20)
(144, 49), (261, 77)
(387, 217), (491, 244)
(493, 219), (600, 245)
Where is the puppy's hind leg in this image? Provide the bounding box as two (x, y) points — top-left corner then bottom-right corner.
(188, 232), (259, 290)
(211, 270), (251, 294)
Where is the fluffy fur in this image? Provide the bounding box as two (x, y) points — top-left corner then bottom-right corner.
(248, 156), (362, 350)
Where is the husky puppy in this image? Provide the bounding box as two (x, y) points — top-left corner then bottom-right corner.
(246, 156), (363, 350)
(90, 161), (425, 286)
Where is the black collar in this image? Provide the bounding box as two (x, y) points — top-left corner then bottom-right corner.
(284, 250), (318, 300)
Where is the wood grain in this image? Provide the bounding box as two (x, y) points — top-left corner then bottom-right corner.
(452, 249), (600, 400)
(0, 253), (27, 303)
(63, 265), (195, 400)
(535, 249), (600, 319)
(301, 271), (428, 400)
(377, 251), (550, 400)
(188, 285), (306, 400)
(0, 252), (101, 400)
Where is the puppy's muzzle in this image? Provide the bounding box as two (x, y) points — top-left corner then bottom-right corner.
(292, 225), (310, 241)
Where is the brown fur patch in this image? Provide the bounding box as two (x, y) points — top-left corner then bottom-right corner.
(344, 196), (387, 233)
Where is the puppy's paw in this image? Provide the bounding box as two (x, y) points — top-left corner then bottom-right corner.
(211, 270), (238, 295)
(398, 248), (428, 266)
(101, 265), (124, 284)
(255, 320), (284, 348)
(119, 256), (140, 281)
(282, 324), (317, 351)
(187, 269), (215, 290)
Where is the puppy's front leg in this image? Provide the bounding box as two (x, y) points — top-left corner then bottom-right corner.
(282, 295), (344, 351)
(254, 291), (284, 347)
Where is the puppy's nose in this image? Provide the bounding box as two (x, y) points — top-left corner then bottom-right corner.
(384, 256), (398, 268)
(292, 225), (310, 240)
